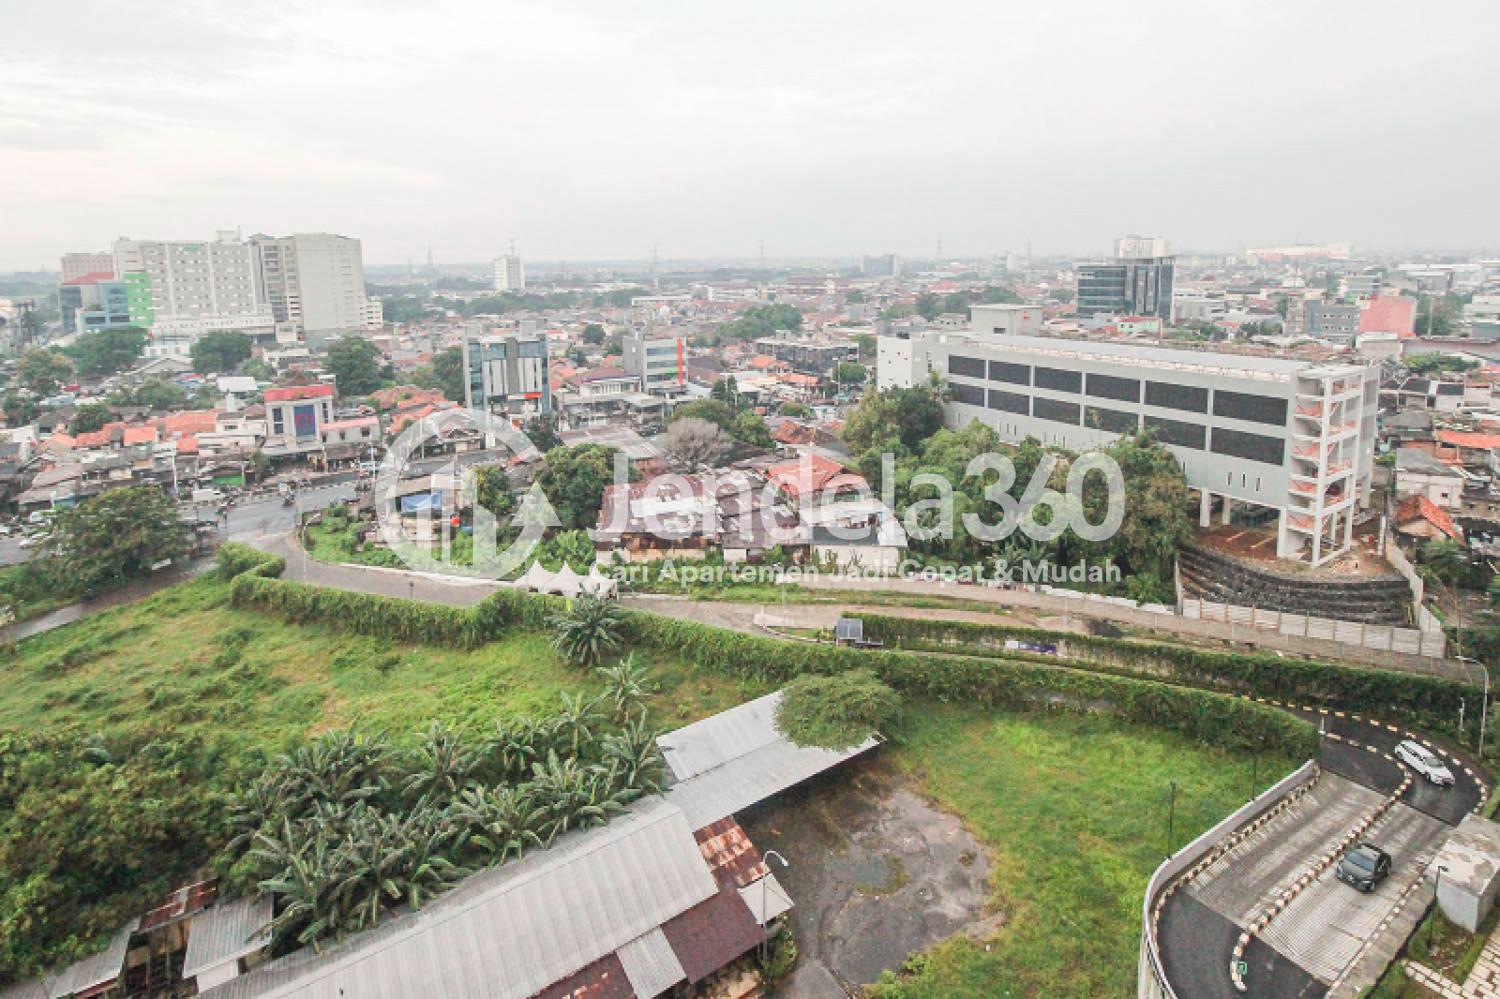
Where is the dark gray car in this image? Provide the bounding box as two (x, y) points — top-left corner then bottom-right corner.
(1336, 843), (1391, 892)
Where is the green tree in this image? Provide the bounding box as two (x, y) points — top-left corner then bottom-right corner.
(42, 486), (192, 593)
(69, 403), (114, 435)
(835, 361), (868, 386)
(110, 378), (187, 411)
(732, 411), (774, 449)
(242, 358), (275, 382)
(843, 382), (945, 454)
(710, 375), (743, 410)
(190, 330), (253, 374)
(472, 465), (516, 520)
(852, 332), (877, 360)
(981, 285), (1024, 305)
(548, 595), (625, 668)
(418, 346), (466, 402)
(775, 670), (900, 750)
(66, 327), (146, 377)
(538, 445), (620, 530)
(915, 292), (942, 320)
(846, 289), (866, 304)
(16, 348), (73, 396)
(671, 398), (737, 431)
(780, 402), (813, 418)
(326, 337), (383, 396)
(1, 391), (39, 427)
(581, 323), (606, 345)
(525, 415), (562, 453)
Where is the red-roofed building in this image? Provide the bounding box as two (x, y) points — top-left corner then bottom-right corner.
(766, 453), (866, 502)
(264, 384), (336, 456)
(1360, 295), (1417, 338)
(1394, 494), (1462, 542)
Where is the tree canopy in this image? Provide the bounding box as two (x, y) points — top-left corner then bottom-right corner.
(326, 337), (384, 396)
(415, 345), (466, 402)
(42, 486), (192, 594)
(66, 327), (146, 377)
(537, 444), (622, 530)
(69, 403), (114, 435)
(15, 348), (73, 396)
(190, 330), (253, 374)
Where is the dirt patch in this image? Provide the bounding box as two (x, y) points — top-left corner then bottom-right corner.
(739, 758), (994, 998)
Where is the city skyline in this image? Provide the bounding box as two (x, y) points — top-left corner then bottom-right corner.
(3, 0), (1499, 271)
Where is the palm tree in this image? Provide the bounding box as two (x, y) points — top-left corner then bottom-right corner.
(595, 654), (652, 720)
(549, 595), (626, 668)
(402, 723), (481, 807)
(446, 785), (543, 866)
(598, 715), (666, 796)
(552, 691), (603, 759)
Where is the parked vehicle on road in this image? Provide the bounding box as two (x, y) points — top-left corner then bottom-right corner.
(1336, 843), (1392, 892)
(1395, 739), (1455, 787)
(191, 487), (224, 504)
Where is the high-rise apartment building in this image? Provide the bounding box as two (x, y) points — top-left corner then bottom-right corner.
(493, 250), (526, 292)
(59, 252), (115, 282)
(251, 233), (369, 341)
(1076, 236), (1175, 321)
(113, 233), (264, 319)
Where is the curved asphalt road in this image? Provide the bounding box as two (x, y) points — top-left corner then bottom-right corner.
(1157, 708), (1489, 999)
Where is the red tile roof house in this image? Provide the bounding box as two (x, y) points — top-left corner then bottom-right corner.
(1393, 494), (1463, 543)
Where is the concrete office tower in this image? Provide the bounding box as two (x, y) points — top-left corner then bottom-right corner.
(1076, 236), (1175, 321)
(251, 233), (370, 340)
(462, 325), (550, 421)
(493, 249), (526, 292)
(860, 253), (902, 278)
(60, 252), (115, 282)
(878, 321), (1377, 566)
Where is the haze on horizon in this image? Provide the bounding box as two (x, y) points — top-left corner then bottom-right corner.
(2, 0), (1497, 271)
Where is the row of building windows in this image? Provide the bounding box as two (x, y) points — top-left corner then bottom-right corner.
(948, 381), (1286, 464)
(947, 354), (1286, 426)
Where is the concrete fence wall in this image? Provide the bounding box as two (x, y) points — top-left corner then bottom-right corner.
(799, 575), (1462, 677)
(1181, 598), (1447, 659)
(1138, 761), (1321, 999)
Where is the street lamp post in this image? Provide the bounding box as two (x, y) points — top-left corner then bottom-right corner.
(1430, 864), (1449, 950)
(1459, 657), (1490, 756)
(759, 850), (790, 964)
(1165, 781), (1178, 859)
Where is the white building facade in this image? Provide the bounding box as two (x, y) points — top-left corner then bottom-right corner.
(880, 326), (1378, 566)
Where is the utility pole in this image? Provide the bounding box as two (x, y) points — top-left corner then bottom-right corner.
(1165, 781), (1179, 858)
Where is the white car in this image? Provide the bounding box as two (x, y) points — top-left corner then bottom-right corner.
(1395, 739), (1455, 787)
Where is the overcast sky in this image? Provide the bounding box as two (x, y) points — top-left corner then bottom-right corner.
(2, 0), (1497, 270)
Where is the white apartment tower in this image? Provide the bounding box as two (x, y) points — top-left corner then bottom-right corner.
(114, 232), (263, 319)
(493, 247), (526, 292)
(251, 233), (369, 338)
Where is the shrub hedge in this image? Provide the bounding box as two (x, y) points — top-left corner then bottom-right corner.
(218, 548), (1318, 757)
(853, 612), (1480, 733)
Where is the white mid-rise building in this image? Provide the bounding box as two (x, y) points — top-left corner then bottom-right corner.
(879, 321), (1378, 566)
(251, 233), (369, 341)
(493, 251), (525, 292)
(114, 232), (265, 320)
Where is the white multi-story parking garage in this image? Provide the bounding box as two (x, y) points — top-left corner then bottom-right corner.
(878, 326), (1378, 565)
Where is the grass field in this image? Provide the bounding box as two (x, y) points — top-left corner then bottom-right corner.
(2, 573), (1306, 997)
(871, 705), (1302, 999)
(0, 574), (756, 753)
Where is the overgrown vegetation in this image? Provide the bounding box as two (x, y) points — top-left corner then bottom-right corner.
(775, 670), (899, 750)
(221, 694), (664, 951)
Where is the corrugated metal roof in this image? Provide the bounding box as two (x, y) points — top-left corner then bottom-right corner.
(659, 887), (763, 983)
(182, 894), (274, 979)
(738, 873), (793, 925)
(665, 732), (881, 830)
(43, 923), (131, 999)
(0, 979), (45, 999)
(199, 798), (716, 999)
(613, 928), (685, 998)
(657, 691), (788, 781)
